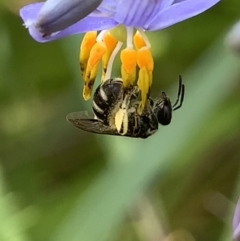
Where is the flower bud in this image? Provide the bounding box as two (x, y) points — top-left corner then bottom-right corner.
(36, 0), (103, 35)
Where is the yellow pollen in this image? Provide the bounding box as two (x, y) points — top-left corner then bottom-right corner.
(79, 31), (97, 79)
(79, 27), (155, 113)
(137, 48), (153, 70)
(83, 42), (107, 100)
(88, 42), (106, 67)
(137, 67), (151, 114)
(120, 48), (137, 87)
(101, 32), (118, 81)
(136, 48), (154, 113)
(133, 31), (146, 50)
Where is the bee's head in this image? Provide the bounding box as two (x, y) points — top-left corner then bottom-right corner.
(153, 92), (172, 126)
(153, 75), (185, 126)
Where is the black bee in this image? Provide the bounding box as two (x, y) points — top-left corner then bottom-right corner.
(67, 76), (185, 139)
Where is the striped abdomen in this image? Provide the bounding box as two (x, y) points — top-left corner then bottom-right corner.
(92, 78), (124, 126)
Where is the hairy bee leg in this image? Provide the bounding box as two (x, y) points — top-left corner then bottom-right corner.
(115, 97), (129, 135)
(114, 86), (136, 135)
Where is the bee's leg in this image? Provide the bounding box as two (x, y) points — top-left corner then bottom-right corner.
(114, 89), (133, 135)
(123, 85), (140, 106)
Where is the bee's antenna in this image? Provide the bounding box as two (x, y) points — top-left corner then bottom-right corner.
(172, 75), (185, 111)
(173, 85), (185, 110)
(172, 75), (182, 108)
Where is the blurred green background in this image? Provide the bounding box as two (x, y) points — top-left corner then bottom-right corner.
(0, 0), (240, 241)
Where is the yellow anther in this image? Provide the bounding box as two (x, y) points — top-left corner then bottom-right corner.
(137, 48), (154, 72)
(136, 48), (154, 113)
(83, 42), (107, 100)
(137, 48), (154, 86)
(121, 64), (136, 87)
(137, 67), (151, 114)
(103, 32), (118, 51)
(83, 64), (99, 100)
(79, 28), (155, 112)
(79, 31), (97, 79)
(101, 32), (118, 81)
(133, 31), (146, 50)
(88, 42), (107, 67)
(120, 48), (137, 87)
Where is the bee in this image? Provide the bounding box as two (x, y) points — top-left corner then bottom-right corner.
(67, 76), (185, 139)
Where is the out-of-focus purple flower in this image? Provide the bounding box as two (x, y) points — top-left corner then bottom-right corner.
(233, 197), (240, 240)
(225, 20), (240, 56)
(20, 0), (220, 43)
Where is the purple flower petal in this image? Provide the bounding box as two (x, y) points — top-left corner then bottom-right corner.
(113, 0), (164, 28)
(20, 2), (43, 23)
(158, 0), (175, 10)
(20, 3), (117, 43)
(145, 0), (220, 31)
(225, 20), (240, 56)
(36, 0), (103, 34)
(96, 0), (116, 15)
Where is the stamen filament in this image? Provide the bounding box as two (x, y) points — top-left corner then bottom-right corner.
(137, 28), (151, 48)
(104, 41), (123, 81)
(79, 26), (155, 113)
(96, 29), (108, 42)
(126, 27), (134, 48)
(101, 33), (118, 82)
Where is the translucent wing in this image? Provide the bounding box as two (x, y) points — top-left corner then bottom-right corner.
(66, 111), (121, 136)
(67, 111), (94, 120)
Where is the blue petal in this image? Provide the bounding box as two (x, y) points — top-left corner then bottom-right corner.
(113, 0), (165, 28)
(20, 3), (117, 43)
(145, 0), (220, 31)
(95, 0), (117, 16)
(157, 0), (175, 10)
(20, 3), (43, 24)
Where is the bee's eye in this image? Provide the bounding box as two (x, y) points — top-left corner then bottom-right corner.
(157, 105), (172, 125)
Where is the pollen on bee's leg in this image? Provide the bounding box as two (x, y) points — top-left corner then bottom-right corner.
(79, 31), (97, 79)
(101, 32), (118, 82)
(120, 48), (137, 88)
(115, 92), (130, 135)
(115, 108), (128, 135)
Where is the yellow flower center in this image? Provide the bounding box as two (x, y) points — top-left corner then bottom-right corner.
(79, 26), (154, 114)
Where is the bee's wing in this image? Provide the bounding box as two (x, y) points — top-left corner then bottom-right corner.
(67, 111), (95, 120)
(66, 111), (120, 136)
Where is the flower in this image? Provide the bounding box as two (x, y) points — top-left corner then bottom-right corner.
(233, 196), (240, 241)
(20, 0), (220, 113)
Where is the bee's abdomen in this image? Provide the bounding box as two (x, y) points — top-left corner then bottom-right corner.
(92, 78), (123, 124)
